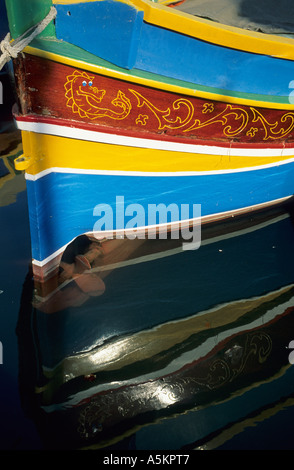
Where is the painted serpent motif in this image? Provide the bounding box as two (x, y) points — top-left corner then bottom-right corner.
(64, 70), (132, 120)
(64, 70), (294, 141)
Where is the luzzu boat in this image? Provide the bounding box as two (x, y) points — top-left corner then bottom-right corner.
(3, 0), (294, 280)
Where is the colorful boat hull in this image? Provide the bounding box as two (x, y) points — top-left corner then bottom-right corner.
(4, 0), (294, 278)
(22, 146), (294, 269)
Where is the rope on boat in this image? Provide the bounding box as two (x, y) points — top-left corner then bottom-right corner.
(0, 6), (57, 71)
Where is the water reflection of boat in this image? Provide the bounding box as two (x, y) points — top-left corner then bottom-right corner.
(17, 205), (294, 449)
(0, 137), (25, 206)
(0, 1), (24, 201)
(4, 0), (294, 281)
(43, 302), (294, 450)
(0, 0), (18, 132)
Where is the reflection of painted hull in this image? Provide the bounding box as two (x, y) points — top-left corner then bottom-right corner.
(17, 272), (294, 449)
(0, 141), (25, 206)
(39, 284), (294, 395)
(56, 308), (294, 450)
(5, 0), (294, 278)
(15, 208), (294, 448)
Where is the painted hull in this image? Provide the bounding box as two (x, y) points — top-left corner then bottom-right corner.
(4, 0), (294, 277)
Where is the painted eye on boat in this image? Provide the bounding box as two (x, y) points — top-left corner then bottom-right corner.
(88, 81), (93, 86)
(82, 81), (87, 86)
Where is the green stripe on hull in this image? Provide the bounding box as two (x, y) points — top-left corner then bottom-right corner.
(29, 36), (290, 106)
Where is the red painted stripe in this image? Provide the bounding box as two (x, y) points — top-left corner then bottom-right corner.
(15, 114), (288, 151)
(13, 54), (294, 148)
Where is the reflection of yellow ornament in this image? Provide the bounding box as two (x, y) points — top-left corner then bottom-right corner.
(64, 70), (132, 120)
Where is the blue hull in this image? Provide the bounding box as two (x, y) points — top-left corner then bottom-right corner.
(27, 161), (294, 263)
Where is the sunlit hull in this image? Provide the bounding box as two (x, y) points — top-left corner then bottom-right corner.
(5, 0), (294, 279)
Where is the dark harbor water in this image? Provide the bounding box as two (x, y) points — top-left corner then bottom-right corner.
(1, 68), (294, 454)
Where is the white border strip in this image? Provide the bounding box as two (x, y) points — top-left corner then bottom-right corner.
(17, 119), (293, 158)
(25, 155), (294, 181)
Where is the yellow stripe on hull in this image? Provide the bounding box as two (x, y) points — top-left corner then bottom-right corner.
(20, 131), (294, 176)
